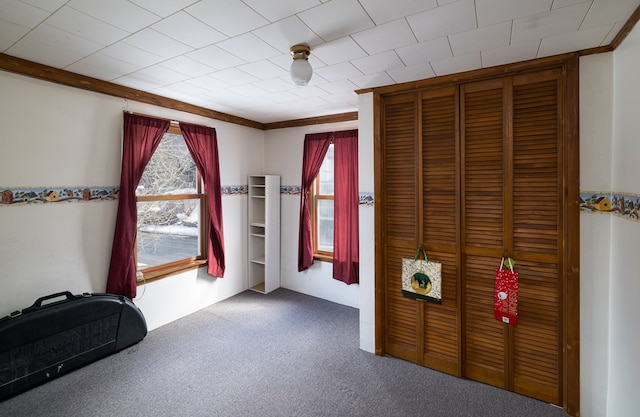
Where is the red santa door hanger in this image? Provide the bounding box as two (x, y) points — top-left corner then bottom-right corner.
(494, 257), (518, 326)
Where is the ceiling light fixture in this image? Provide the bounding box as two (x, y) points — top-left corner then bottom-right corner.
(290, 44), (312, 86)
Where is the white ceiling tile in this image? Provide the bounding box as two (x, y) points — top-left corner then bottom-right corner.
(242, 0), (320, 22)
(581, 0), (640, 30)
(157, 55), (217, 77)
(252, 16), (323, 53)
(352, 18), (417, 55)
(7, 24), (102, 67)
(185, 0), (269, 37)
(269, 52), (296, 70)
(45, 7), (128, 46)
(1, 0), (50, 28)
(396, 37), (452, 66)
(151, 84), (204, 103)
(0, 20), (31, 51)
(512, 2), (591, 44)
(186, 45), (247, 70)
(216, 33), (281, 62)
(208, 68), (260, 86)
(407, 0), (477, 42)
(316, 79), (359, 94)
(449, 21), (512, 56)
(551, 0), (589, 8)
(259, 90), (303, 104)
(114, 72), (168, 90)
(251, 77), (296, 93)
(314, 62), (363, 82)
(66, 53), (139, 80)
(130, 0), (199, 18)
(151, 11), (227, 49)
(603, 21), (625, 45)
(387, 64), (436, 83)
(2, 0), (637, 124)
(288, 84), (328, 98)
(322, 91), (359, 105)
(350, 50), (405, 75)
(130, 65), (191, 86)
(122, 28), (194, 59)
(538, 24), (614, 57)
(430, 51), (482, 76)
(67, 0), (160, 33)
(227, 83), (270, 98)
(349, 72), (395, 88)
(20, 0), (68, 13)
(100, 41), (165, 67)
(476, 0), (552, 27)
(358, 0), (438, 25)
(298, 0), (374, 42)
(311, 36), (368, 66)
(237, 60), (288, 80)
(481, 39), (540, 68)
(186, 74), (232, 92)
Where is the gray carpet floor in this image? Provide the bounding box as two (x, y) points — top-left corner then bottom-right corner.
(0, 289), (570, 417)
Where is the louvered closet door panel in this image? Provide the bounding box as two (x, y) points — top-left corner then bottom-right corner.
(461, 80), (506, 388)
(511, 71), (562, 405)
(464, 254), (506, 385)
(462, 82), (504, 251)
(381, 93), (419, 361)
(420, 87), (460, 375)
(512, 75), (560, 257)
(512, 260), (560, 404)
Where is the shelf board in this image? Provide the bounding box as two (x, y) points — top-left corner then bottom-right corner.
(250, 221), (265, 227)
(250, 257), (266, 264)
(250, 233), (265, 238)
(250, 282), (266, 293)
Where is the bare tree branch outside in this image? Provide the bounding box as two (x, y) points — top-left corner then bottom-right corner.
(136, 133), (201, 269)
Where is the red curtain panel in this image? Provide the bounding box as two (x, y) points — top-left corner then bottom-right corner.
(107, 113), (170, 299)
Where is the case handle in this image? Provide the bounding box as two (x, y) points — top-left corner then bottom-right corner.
(30, 291), (76, 308)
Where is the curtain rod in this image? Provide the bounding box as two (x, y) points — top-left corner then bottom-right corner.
(124, 110), (215, 129)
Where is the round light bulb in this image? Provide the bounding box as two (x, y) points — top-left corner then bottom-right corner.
(290, 58), (312, 86)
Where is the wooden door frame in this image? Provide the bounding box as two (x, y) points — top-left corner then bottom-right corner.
(373, 54), (580, 416)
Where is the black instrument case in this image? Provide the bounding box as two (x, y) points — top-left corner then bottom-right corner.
(0, 291), (147, 401)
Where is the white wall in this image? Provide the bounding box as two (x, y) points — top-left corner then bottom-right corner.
(0, 70), (263, 330)
(577, 22), (640, 417)
(608, 22), (640, 417)
(263, 119), (363, 310)
(579, 52), (614, 417)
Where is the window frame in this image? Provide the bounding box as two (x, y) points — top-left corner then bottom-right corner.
(310, 142), (334, 262)
(134, 123), (209, 284)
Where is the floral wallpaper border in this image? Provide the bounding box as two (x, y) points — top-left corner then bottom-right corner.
(0, 185), (375, 207)
(10, 185), (636, 220)
(280, 186), (374, 207)
(580, 190), (640, 223)
(1, 186), (118, 206)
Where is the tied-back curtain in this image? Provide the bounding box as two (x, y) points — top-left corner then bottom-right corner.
(298, 133), (332, 272)
(333, 129), (359, 284)
(107, 113), (170, 299)
(179, 122), (225, 277)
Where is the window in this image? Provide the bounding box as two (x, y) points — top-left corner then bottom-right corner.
(298, 129), (358, 284)
(311, 143), (334, 261)
(135, 124), (208, 282)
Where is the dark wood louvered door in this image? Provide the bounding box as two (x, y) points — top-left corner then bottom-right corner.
(377, 65), (571, 408)
(379, 92), (420, 363)
(460, 70), (563, 404)
(420, 86), (461, 376)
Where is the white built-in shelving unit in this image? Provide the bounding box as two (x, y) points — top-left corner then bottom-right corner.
(247, 175), (280, 294)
